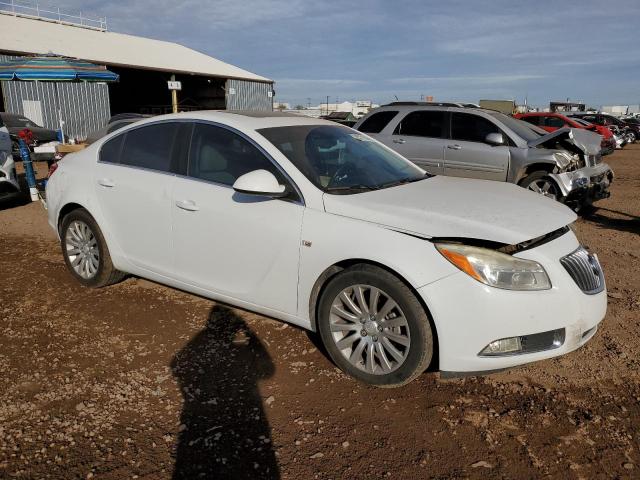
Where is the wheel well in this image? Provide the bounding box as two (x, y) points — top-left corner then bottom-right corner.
(518, 163), (556, 183)
(57, 203), (85, 234)
(309, 259), (440, 370)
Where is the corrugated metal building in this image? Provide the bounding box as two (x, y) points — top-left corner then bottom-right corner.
(0, 12), (274, 139)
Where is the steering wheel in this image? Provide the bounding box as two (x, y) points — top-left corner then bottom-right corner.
(327, 162), (361, 188)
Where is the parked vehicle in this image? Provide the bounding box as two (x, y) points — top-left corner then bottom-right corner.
(564, 112), (639, 143)
(515, 112), (616, 155)
(0, 125), (19, 200)
(46, 111), (607, 387)
(354, 104), (613, 211)
(0, 112), (62, 160)
(85, 114), (151, 144)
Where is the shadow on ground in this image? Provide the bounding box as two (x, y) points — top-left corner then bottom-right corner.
(583, 207), (640, 235)
(171, 305), (279, 480)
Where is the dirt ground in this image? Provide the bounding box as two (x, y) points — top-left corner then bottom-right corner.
(0, 147), (638, 480)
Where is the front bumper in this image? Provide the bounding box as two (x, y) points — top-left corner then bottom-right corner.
(419, 231), (607, 373)
(550, 162), (613, 205)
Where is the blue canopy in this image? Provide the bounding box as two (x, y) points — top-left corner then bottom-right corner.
(0, 55), (119, 82)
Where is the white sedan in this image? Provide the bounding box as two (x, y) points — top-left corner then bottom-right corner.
(46, 111), (607, 387)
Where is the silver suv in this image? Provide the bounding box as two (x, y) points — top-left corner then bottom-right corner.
(354, 103), (613, 210)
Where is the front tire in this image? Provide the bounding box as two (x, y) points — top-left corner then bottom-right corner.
(519, 170), (560, 201)
(60, 208), (125, 288)
(317, 264), (433, 388)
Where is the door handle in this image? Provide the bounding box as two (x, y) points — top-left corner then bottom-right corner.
(175, 199), (199, 212)
(98, 178), (115, 188)
(447, 144), (462, 150)
(393, 138), (406, 144)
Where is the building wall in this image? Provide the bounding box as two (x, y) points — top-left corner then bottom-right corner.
(1, 80), (110, 140)
(226, 79), (273, 111)
(0, 53), (110, 140)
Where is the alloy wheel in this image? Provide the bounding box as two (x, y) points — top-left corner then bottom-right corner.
(528, 178), (558, 200)
(329, 284), (410, 375)
(65, 220), (100, 279)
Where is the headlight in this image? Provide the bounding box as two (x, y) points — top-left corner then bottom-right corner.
(553, 152), (572, 169)
(435, 243), (551, 291)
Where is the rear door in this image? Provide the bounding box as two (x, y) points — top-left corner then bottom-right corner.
(383, 110), (446, 175)
(444, 112), (509, 181)
(93, 121), (190, 276)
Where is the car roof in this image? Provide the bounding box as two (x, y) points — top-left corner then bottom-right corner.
(371, 104), (504, 116)
(110, 110), (336, 132)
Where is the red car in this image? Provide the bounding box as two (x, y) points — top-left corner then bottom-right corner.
(515, 112), (615, 155)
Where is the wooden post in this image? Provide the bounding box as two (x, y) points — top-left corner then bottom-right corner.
(171, 74), (178, 113)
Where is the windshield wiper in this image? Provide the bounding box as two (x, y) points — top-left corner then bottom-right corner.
(379, 173), (431, 189)
(325, 184), (380, 193)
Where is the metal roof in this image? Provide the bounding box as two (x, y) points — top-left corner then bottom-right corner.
(0, 13), (272, 83)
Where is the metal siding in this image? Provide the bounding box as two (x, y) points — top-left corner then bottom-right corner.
(226, 79), (273, 111)
(0, 54), (110, 139)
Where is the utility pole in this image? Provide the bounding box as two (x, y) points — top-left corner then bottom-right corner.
(170, 74), (178, 113)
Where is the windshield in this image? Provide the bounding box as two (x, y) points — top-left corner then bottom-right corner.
(1, 114), (40, 128)
(258, 124), (426, 194)
(487, 111), (542, 141)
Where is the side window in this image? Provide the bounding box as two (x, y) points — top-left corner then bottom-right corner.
(358, 111), (399, 133)
(120, 122), (181, 172)
(189, 123), (283, 187)
(544, 116), (566, 128)
(582, 115), (597, 124)
(451, 113), (500, 143)
(99, 134), (124, 164)
(520, 116), (540, 126)
(394, 111), (445, 137)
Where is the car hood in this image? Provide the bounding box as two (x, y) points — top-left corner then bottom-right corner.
(527, 127), (602, 155)
(322, 176), (577, 245)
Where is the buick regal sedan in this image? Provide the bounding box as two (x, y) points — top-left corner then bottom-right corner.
(46, 111), (607, 387)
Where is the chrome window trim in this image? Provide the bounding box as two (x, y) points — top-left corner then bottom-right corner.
(97, 118), (194, 170)
(96, 117), (305, 207)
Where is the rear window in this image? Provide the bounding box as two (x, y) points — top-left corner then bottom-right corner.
(357, 111), (398, 133)
(394, 111), (445, 138)
(99, 135), (124, 164)
(120, 123), (181, 172)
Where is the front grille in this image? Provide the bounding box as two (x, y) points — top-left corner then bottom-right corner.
(560, 247), (605, 294)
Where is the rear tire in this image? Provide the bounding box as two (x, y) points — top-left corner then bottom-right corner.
(519, 170), (560, 201)
(317, 264), (433, 388)
(60, 208), (125, 288)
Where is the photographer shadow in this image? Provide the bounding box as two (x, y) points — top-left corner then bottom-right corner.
(171, 305), (279, 479)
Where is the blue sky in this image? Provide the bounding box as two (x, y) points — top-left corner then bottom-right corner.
(63, 0), (640, 107)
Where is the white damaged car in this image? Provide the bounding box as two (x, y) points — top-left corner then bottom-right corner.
(45, 112), (607, 387)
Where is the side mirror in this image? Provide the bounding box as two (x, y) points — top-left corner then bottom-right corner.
(485, 132), (505, 146)
(233, 169), (288, 198)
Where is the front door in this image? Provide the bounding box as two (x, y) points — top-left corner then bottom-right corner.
(171, 122), (304, 315)
(444, 112), (509, 181)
